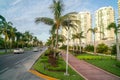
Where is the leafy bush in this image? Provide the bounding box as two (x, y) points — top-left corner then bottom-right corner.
(116, 61), (120, 68)
(84, 45), (94, 52)
(111, 44), (117, 55)
(96, 43), (108, 53)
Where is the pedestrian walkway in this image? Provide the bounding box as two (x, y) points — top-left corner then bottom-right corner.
(61, 51), (120, 80)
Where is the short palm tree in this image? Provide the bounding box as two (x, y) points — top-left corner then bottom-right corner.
(107, 22), (120, 60)
(75, 31), (85, 53)
(87, 27), (98, 54)
(72, 34), (78, 53)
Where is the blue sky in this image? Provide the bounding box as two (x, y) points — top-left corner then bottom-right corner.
(0, 0), (118, 42)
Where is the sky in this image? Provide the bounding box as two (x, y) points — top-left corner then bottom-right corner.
(0, 0), (118, 42)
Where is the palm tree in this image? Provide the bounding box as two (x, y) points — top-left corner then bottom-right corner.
(107, 22), (120, 60)
(87, 27), (98, 54)
(0, 15), (10, 53)
(75, 31), (85, 53)
(58, 34), (66, 46)
(16, 31), (22, 48)
(72, 34), (77, 53)
(8, 25), (17, 51)
(35, 0), (78, 50)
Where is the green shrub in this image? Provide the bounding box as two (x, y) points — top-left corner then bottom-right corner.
(116, 61), (120, 68)
(84, 45), (94, 52)
(111, 44), (117, 55)
(96, 43), (108, 53)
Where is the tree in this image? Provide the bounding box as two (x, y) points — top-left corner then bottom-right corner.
(107, 22), (120, 60)
(87, 27), (98, 54)
(75, 31), (85, 53)
(35, 0), (78, 50)
(72, 34), (78, 53)
(7, 25), (17, 51)
(0, 15), (10, 53)
(15, 31), (22, 48)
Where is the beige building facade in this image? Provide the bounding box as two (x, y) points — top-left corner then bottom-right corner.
(95, 6), (115, 42)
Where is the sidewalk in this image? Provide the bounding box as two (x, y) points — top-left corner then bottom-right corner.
(61, 51), (120, 80)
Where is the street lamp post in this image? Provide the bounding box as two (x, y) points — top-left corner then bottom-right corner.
(64, 19), (71, 76)
(117, 17), (120, 61)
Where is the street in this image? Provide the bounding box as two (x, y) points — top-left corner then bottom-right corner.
(0, 48), (46, 80)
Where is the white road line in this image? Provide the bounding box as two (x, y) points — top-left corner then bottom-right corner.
(0, 67), (9, 73)
(15, 55), (31, 65)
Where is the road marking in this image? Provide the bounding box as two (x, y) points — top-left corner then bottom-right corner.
(15, 57), (30, 65)
(0, 67), (9, 73)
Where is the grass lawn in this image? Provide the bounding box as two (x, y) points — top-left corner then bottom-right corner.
(0, 51), (12, 55)
(77, 53), (120, 77)
(33, 55), (84, 80)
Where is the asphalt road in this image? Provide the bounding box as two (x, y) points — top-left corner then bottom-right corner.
(0, 47), (46, 80)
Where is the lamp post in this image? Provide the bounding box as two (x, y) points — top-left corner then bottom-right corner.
(117, 17), (120, 61)
(64, 19), (71, 76)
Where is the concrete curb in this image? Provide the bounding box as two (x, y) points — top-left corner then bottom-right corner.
(29, 69), (58, 80)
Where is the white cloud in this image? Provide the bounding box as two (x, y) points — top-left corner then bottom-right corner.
(11, 0), (23, 6)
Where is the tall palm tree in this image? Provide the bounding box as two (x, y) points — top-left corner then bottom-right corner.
(0, 15), (10, 53)
(8, 25), (17, 51)
(35, 0), (78, 50)
(49, 25), (56, 48)
(87, 27), (98, 54)
(107, 22), (120, 60)
(75, 31), (85, 53)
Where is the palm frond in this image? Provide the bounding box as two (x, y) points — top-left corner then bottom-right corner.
(107, 22), (116, 30)
(0, 15), (6, 21)
(35, 17), (54, 25)
(87, 28), (94, 33)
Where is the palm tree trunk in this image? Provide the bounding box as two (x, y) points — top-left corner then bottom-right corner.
(116, 34), (120, 60)
(4, 40), (7, 53)
(79, 39), (81, 53)
(94, 33), (96, 54)
(73, 40), (75, 54)
(56, 28), (58, 49)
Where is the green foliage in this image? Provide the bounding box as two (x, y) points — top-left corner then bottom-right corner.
(96, 43), (108, 53)
(33, 55), (84, 80)
(77, 53), (114, 60)
(59, 44), (67, 50)
(84, 45), (94, 52)
(111, 44), (117, 55)
(116, 61), (120, 68)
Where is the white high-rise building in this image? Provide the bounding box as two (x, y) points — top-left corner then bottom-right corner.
(78, 12), (92, 45)
(95, 6), (115, 41)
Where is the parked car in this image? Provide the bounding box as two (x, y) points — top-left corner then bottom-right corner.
(13, 48), (24, 54)
(33, 47), (39, 52)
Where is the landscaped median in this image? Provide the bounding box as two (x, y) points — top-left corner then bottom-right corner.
(76, 53), (120, 77)
(30, 49), (84, 80)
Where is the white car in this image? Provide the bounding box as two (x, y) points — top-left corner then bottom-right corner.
(33, 47), (39, 52)
(13, 48), (24, 54)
